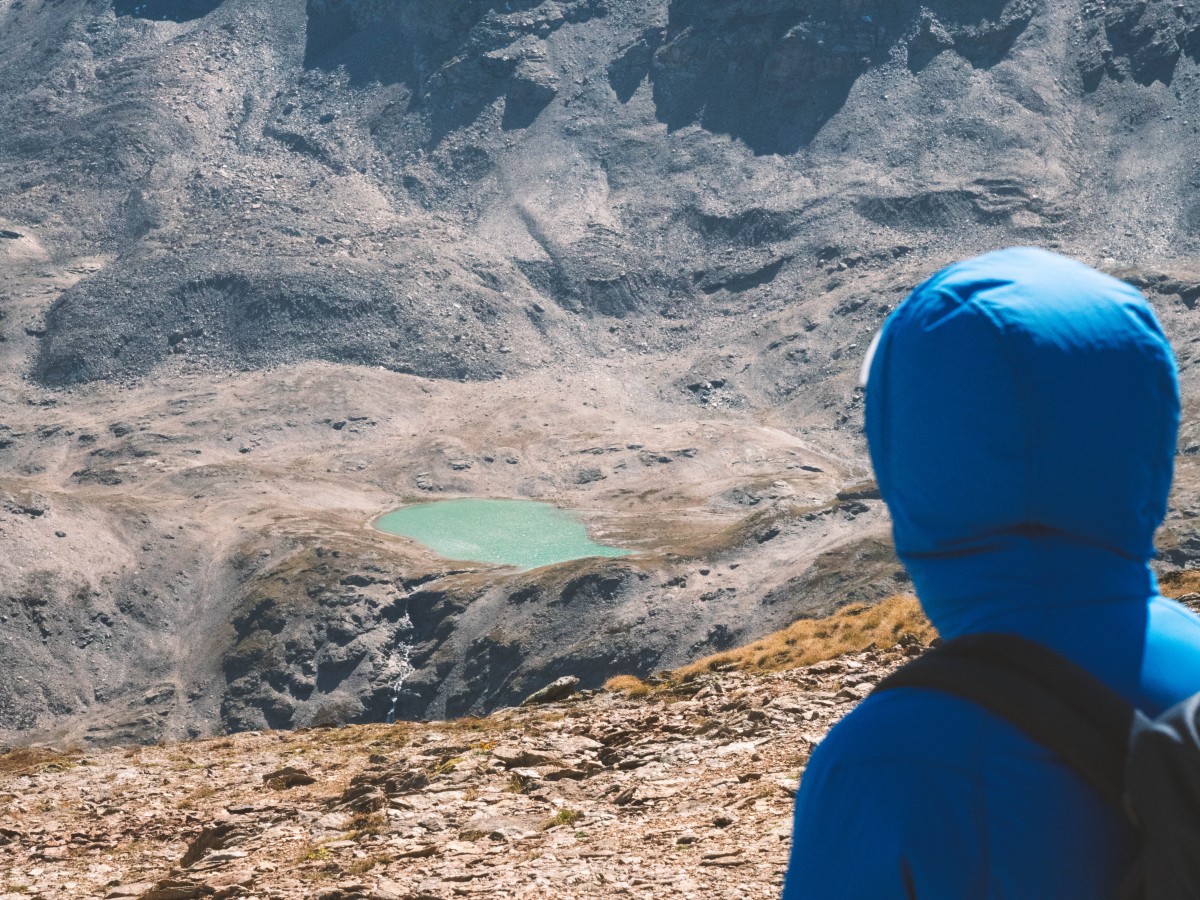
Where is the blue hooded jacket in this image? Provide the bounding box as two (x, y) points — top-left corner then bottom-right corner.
(782, 247), (1200, 898)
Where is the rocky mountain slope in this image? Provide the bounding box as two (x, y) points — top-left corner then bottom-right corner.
(6, 589), (1200, 898)
(0, 639), (927, 900)
(10, 0), (1200, 393)
(2, 0), (1200, 745)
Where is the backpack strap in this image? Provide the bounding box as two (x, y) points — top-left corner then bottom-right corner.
(874, 633), (1136, 814)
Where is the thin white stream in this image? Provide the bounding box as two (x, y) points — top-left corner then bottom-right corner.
(383, 603), (417, 724)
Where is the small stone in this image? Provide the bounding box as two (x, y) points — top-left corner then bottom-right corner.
(372, 878), (409, 900)
(836, 684), (874, 701)
(492, 746), (559, 768)
(336, 784), (387, 812)
(612, 786), (637, 806)
(105, 885), (155, 899)
(521, 676), (580, 706)
(315, 812), (352, 831)
(262, 766), (316, 789)
(181, 823), (239, 869)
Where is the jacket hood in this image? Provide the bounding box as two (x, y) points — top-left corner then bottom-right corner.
(865, 247), (1179, 638)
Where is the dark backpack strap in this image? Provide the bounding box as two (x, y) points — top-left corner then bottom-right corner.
(875, 633), (1135, 813)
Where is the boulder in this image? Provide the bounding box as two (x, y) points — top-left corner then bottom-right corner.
(520, 675), (580, 706)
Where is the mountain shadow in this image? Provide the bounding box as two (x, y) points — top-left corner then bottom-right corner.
(619, 0), (1031, 155)
(113, 0), (224, 21)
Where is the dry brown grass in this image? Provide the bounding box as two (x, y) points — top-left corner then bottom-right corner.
(603, 674), (653, 698)
(175, 784), (218, 809)
(673, 595), (934, 681)
(1159, 569), (1200, 598)
(346, 811), (387, 839)
(606, 595), (934, 696)
(346, 854), (392, 876)
(0, 748), (75, 777)
(541, 808), (582, 830)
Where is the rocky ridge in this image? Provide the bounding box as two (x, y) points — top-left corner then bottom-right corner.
(0, 640), (926, 900)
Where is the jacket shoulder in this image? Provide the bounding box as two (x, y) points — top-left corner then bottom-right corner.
(787, 689), (991, 899)
(788, 684), (1133, 899)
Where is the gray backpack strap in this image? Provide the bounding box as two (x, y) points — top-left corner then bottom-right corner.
(1123, 694), (1200, 899)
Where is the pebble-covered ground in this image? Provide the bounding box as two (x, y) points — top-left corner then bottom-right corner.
(0, 641), (921, 900)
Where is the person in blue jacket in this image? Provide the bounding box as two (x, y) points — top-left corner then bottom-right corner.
(783, 247), (1200, 898)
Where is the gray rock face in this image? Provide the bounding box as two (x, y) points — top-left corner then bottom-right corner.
(113, 0), (223, 21)
(618, 0), (1039, 154)
(36, 266), (516, 386)
(4, 0), (1200, 748)
(209, 509), (906, 736)
(521, 675), (580, 706)
(505, 59), (560, 129)
(1079, 0), (1200, 88)
(11, 0), (1200, 391)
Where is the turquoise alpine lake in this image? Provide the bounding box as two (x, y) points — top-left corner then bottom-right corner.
(373, 499), (631, 570)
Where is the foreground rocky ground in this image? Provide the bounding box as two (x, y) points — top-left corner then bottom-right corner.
(0, 640), (924, 900)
